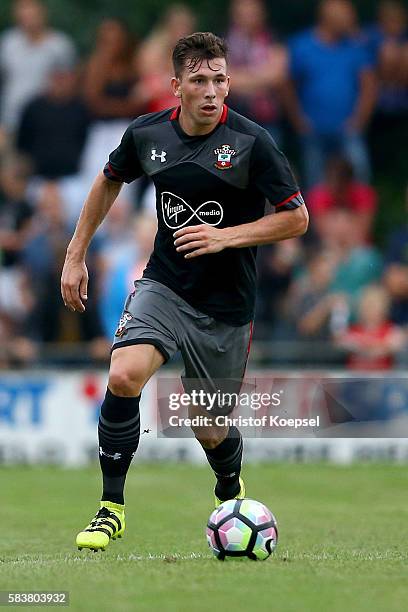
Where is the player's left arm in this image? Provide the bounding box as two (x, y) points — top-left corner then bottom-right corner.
(174, 129), (308, 258)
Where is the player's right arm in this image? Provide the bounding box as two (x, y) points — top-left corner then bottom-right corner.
(61, 172), (123, 312)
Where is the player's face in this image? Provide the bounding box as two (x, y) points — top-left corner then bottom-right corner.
(172, 58), (230, 133)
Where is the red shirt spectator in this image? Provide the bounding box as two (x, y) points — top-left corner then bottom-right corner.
(308, 157), (377, 243)
(308, 181), (377, 216)
(344, 321), (400, 370)
(335, 284), (405, 370)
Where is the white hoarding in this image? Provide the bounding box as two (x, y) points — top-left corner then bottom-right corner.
(0, 370), (407, 465)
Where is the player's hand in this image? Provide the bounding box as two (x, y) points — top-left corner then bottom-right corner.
(173, 225), (229, 259)
(61, 254), (89, 312)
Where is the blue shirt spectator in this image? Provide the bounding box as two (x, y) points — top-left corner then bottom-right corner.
(283, 0), (376, 187)
(289, 28), (373, 135)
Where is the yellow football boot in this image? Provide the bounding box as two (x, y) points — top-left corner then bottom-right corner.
(76, 501), (125, 552)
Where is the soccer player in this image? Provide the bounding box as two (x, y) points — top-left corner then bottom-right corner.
(61, 32), (308, 551)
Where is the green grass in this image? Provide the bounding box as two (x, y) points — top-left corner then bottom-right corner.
(1, 463), (407, 611)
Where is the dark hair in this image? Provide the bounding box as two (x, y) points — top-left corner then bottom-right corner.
(172, 32), (228, 77)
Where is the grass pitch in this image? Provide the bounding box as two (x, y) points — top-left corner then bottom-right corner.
(1, 462), (407, 611)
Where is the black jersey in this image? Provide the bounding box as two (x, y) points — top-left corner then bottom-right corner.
(104, 105), (304, 326)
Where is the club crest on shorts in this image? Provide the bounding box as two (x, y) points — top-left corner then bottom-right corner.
(115, 312), (132, 337)
(213, 144), (236, 170)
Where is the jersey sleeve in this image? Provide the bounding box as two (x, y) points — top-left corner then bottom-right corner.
(250, 129), (305, 212)
(103, 124), (143, 183)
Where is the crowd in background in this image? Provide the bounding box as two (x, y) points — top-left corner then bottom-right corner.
(0, 0), (407, 369)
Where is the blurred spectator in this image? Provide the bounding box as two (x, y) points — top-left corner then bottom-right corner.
(323, 209), (383, 306)
(21, 182), (71, 342)
(307, 156), (377, 243)
(335, 284), (405, 369)
(364, 0), (408, 114)
(293, 208), (383, 331)
(16, 64), (89, 180)
(284, 0), (377, 187)
(81, 18), (146, 190)
(255, 238), (301, 339)
(99, 212), (157, 338)
(0, 0), (76, 135)
(383, 187), (408, 326)
(137, 4), (196, 113)
(0, 155), (36, 364)
(0, 156), (33, 265)
(88, 193), (136, 336)
(289, 252), (345, 340)
(16, 63), (90, 228)
(225, 0), (288, 144)
(22, 182), (108, 357)
(365, 1), (408, 177)
(97, 196), (135, 274)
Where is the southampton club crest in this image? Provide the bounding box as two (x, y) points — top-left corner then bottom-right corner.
(115, 312), (132, 337)
(213, 144), (236, 170)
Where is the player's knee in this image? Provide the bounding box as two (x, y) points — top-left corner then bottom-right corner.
(108, 365), (144, 397)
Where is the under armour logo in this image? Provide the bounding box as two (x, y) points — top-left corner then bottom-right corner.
(161, 191), (223, 229)
(99, 447), (121, 460)
(151, 149), (167, 163)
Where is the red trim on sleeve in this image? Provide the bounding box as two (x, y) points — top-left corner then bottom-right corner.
(220, 104), (228, 123)
(107, 163), (122, 179)
(170, 106), (180, 120)
(275, 190), (301, 209)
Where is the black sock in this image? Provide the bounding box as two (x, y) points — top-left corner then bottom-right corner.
(202, 426), (243, 501)
(98, 388), (140, 505)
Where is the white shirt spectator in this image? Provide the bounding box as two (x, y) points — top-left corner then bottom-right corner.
(0, 27), (76, 131)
